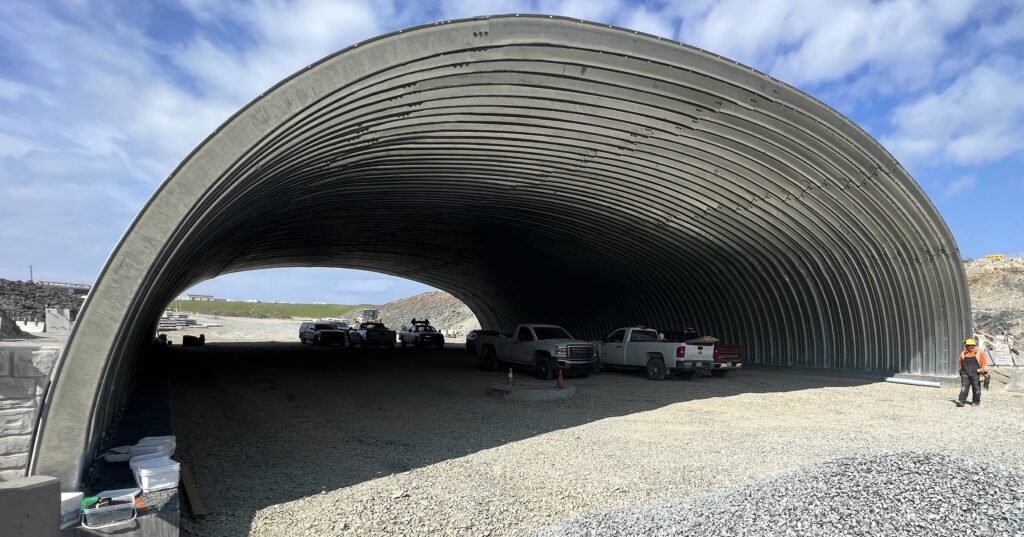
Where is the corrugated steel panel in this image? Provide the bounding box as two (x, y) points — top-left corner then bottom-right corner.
(32, 16), (971, 489)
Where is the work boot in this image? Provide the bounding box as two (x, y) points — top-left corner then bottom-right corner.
(955, 401), (964, 407)
(973, 401), (981, 406)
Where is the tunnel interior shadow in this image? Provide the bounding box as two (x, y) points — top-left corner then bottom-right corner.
(160, 341), (881, 536)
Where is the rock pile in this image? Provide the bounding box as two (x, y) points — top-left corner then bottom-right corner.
(530, 452), (1024, 537)
(350, 291), (479, 334)
(966, 257), (1024, 346)
(0, 278), (83, 322)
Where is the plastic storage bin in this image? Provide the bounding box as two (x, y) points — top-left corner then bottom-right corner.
(82, 500), (135, 529)
(130, 456), (180, 492)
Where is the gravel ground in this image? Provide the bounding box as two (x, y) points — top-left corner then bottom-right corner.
(531, 452), (1024, 537)
(172, 315), (302, 343)
(169, 341), (1024, 537)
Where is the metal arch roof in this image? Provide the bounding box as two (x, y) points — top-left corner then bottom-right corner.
(31, 15), (970, 487)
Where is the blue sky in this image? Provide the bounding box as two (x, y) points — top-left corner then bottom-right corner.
(1, 0), (1022, 304)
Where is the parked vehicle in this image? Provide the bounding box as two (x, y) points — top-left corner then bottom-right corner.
(299, 322), (347, 346)
(661, 331), (743, 377)
(348, 321), (396, 349)
(594, 326), (711, 380)
(465, 329), (500, 353)
(710, 342), (743, 377)
(475, 324), (596, 379)
(398, 319), (445, 349)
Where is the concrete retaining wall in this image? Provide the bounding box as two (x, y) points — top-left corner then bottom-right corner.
(0, 346), (59, 481)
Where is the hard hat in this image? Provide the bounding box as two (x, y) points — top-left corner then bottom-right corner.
(964, 338), (976, 346)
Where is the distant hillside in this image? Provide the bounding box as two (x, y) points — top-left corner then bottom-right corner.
(173, 300), (374, 320)
(966, 257), (1024, 346)
(358, 291), (479, 335)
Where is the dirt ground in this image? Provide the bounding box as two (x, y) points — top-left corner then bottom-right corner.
(168, 339), (1024, 537)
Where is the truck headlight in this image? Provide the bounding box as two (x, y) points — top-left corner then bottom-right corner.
(553, 346), (567, 355)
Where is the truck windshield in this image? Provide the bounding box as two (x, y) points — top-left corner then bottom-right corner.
(532, 326), (572, 340)
(315, 324), (335, 330)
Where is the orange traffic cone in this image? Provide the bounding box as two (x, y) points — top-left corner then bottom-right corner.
(556, 369), (565, 388)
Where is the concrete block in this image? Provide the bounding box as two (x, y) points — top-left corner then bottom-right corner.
(44, 309), (71, 333)
(0, 408), (36, 436)
(0, 453), (28, 469)
(0, 475), (60, 536)
(0, 377), (38, 400)
(0, 468), (27, 481)
(0, 398), (34, 411)
(0, 435), (32, 456)
(13, 349), (58, 378)
(1006, 369), (1024, 393)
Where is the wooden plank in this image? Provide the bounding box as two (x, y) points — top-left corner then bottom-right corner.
(179, 464), (208, 518)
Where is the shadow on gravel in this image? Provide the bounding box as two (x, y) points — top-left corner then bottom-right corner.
(164, 342), (880, 536)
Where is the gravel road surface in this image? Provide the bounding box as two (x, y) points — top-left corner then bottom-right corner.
(166, 341), (1023, 536)
(531, 452), (1024, 537)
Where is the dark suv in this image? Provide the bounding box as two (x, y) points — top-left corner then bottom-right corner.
(299, 322), (347, 346)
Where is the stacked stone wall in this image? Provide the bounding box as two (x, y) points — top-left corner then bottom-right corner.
(0, 346), (59, 481)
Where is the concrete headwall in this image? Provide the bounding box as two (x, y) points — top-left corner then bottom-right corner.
(0, 346), (59, 481)
(15, 322), (45, 334)
(44, 309), (70, 333)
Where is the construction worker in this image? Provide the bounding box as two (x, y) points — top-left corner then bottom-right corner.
(956, 338), (988, 407)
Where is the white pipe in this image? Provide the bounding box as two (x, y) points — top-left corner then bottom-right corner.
(884, 377), (941, 388)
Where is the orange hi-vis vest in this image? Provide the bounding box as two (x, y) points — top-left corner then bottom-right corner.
(958, 349), (988, 371)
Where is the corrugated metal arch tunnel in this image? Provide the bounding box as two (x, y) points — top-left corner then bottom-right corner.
(32, 15), (970, 487)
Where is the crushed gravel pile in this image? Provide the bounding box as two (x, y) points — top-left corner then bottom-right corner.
(531, 452), (1024, 537)
(0, 310), (28, 338)
(350, 291), (479, 335)
(0, 278), (82, 322)
(966, 257), (1024, 345)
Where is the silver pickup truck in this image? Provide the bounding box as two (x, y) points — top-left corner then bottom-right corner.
(475, 324), (597, 379)
(594, 326), (714, 380)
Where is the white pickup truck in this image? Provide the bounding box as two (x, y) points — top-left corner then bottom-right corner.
(594, 326), (716, 380)
(475, 324), (597, 379)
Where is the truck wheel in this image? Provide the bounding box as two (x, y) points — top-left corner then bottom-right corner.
(535, 355), (555, 380)
(711, 370), (729, 378)
(645, 358), (667, 381)
(678, 370), (696, 381)
(313, 336), (320, 345)
(478, 347), (499, 371)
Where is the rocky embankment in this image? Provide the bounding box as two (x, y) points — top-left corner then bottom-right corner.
(965, 257), (1024, 346)
(0, 278), (84, 338)
(358, 291), (479, 334)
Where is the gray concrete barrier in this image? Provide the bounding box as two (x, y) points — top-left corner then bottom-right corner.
(0, 346), (59, 481)
(0, 475), (60, 536)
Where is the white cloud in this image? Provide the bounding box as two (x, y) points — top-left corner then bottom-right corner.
(2, 0), (1023, 289)
(621, 6), (675, 39)
(0, 132), (40, 157)
(676, 0), (979, 90)
(882, 61), (1024, 165)
(942, 176), (977, 198)
(539, 0), (624, 21)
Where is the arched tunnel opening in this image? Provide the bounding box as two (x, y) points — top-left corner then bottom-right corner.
(31, 15), (969, 493)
